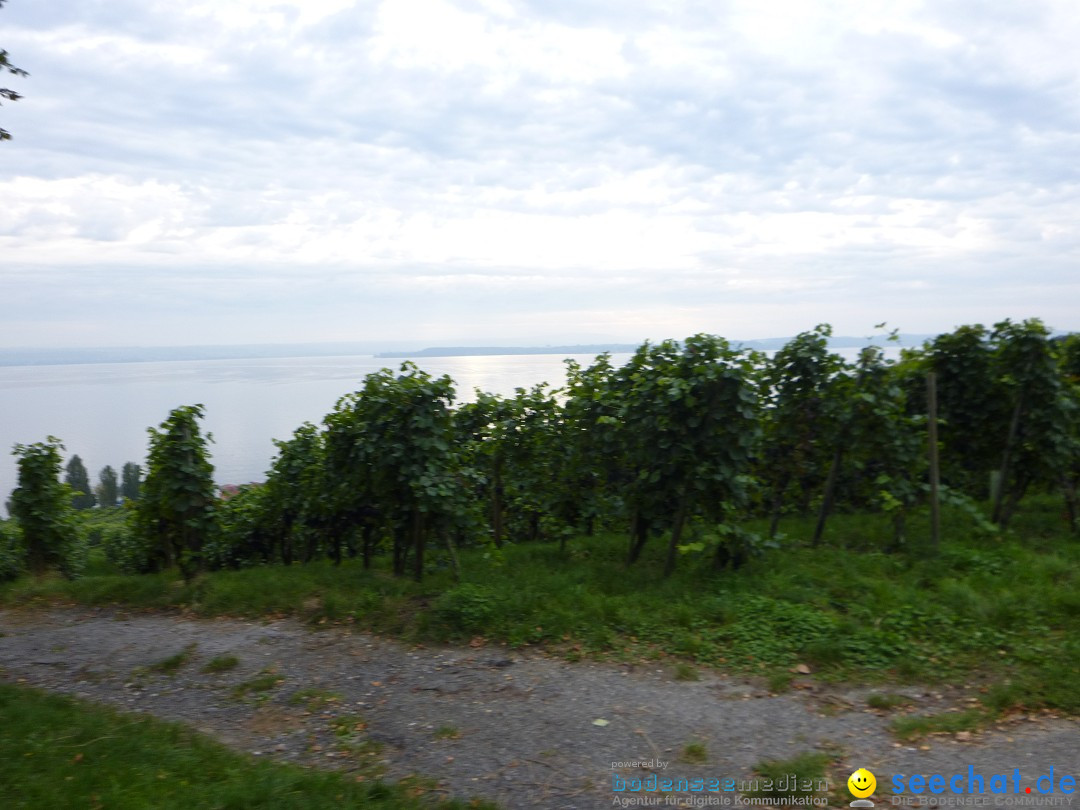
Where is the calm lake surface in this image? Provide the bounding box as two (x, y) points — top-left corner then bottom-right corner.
(0, 353), (632, 507)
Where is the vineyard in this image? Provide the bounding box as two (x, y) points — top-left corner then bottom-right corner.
(2, 318), (1079, 710)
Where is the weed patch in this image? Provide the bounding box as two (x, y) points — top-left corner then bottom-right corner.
(890, 708), (990, 740)
(680, 741), (707, 764)
(288, 688), (342, 709)
(232, 668), (284, 700)
(747, 751), (832, 803)
(143, 643), (197, 676)
(867, 693), (915, 711)
(200, 654), (239, 674)
(673, 662), (699, 682)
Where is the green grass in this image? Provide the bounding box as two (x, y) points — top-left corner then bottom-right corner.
(433, 725), (461, 740)
(867, 692), (915, 711)
(200, 654), (240, 673)
(890, 708), (990, 741)
(3, 497), (1079, 716)
(232, 668), (285, 699)
(673, 662), (699, 682)
(288, 688), (342, 708)
(146, 643), (197, 675)
(680, 741), (707, 764)
(747, 751), (832, 802)
(329, 714), (375, 756)
(0, 682), (493, 809)
(767, 671), (794, 693)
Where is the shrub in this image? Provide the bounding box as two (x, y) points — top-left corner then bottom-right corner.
(102, 520), (159, 575)
(0, 521), (23, 583)
(433, 583), (500, 634)
(10, 438), (78, 577)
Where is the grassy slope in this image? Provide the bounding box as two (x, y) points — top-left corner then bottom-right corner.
(3, 497), (1079, 717)
(0, 683), (492, 810)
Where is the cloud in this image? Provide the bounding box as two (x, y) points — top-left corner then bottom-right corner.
(2, 0), (1080, 347)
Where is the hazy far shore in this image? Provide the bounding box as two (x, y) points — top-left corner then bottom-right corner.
(0, 334), (939, 368)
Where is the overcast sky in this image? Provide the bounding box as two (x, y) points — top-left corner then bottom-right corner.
(3, 0), (1079, 348)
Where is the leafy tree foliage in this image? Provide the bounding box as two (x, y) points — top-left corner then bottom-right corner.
(1058, 334), (1080, 530)
(1060, 334), (1080, 380)
(502, 384), (571, 543)
(456, 384), (568, 549)
(912, 325), (1007, 496)
(561, 354), (623, 539)
(604, 335), (761, 575)
(96, 465), (119, 507)
(10, 438), (78, 576)
(758, 325), (846, 536)
(258, 423), (328, 566)
(0, 0), (27, 142)
(456, 391), (516, 549)
(325, 364), (461, 581)
(136, 405), (217, 581)
(0, 518), (22, 582)
(208, 484), (272, 569)
(837, 346), (925, 548)
(65, 455), (96, 510)
(989, 319), (1077, 528)
(120, 462), (142, 502)
(100, 520), (155, 574)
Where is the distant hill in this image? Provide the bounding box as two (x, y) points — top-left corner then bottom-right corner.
(376, 334), (938, 358)
(375, 344), (641, 358)
(0, 334), (940, 367)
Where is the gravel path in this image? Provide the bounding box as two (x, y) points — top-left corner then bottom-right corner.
(1, 607), (1077, 809)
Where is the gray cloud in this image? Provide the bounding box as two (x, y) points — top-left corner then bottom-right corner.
(3, 0), (1080, 348)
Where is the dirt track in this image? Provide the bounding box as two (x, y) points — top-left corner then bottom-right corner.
(1, 607), (1077, 809)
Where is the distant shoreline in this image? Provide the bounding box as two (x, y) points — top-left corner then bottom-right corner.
(374, 344), (641, 358)
(0, 334), (938, 368)
(375, 335), (934, 358)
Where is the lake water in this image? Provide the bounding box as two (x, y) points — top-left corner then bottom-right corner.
(0, 353), (631, 509)
(0, 345), (898, 512)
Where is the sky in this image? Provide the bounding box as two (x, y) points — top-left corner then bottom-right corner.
(3, 0), (1080, 348)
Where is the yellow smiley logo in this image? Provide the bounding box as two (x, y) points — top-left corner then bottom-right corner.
(848, 768), (876, 798)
